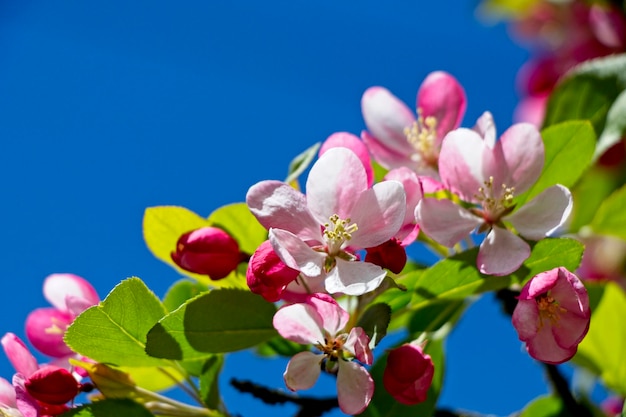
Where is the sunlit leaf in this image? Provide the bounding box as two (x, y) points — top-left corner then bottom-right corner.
(590, 184), (626, 240)
(576, 282), (626, 397)
(284, 141), (321, 187)
(207, 202), (267, 255)
(60, 399), (153, 417)
(65, 277), (169, 367)
(519, 395), (566, 417)
(515, 121), (595, 207)
(146, 289), (277, 359)
(162, 279), (208, 313)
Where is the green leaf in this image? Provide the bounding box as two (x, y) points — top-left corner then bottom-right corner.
(207, 202), (267, 255)
(515, 121), (596, 207)
(146, 289), (277, 358)
(543, 54), (626, 134)
(575, 282), (626, 397)
(359, 339), (444, 417)
(255, 335), (309, 358)
(162, 279), (208, 313)
(509, 238), (585, 286)
(596, 89), (626, 160)
(65, 277), (168, 367)
(198, 354), (224, 409)
(590, 184), (626, 240)
(357, 303), (391, 347)
(284, 142), (321, 186)
(519, 395), (567, 417)
(408, 299), (467, 335)
(142, 205), (249, 288)
(60, 399), (153, 417)
(568, 166), (621, 232)
(409, 238), (583, 310)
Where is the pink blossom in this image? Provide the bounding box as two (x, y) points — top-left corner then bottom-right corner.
(383, 343), (434, 405)
(246, 147), (406, 295)
(0, 376), (20, 416)
(171, 226), (246, 280)
(246, 240), (302, 302)
(383, 167), (424, 245)
(361, 71), (466, 176)
(416, 113), (572, 275)
(273, 295), (374, 415)
(319, 132), (374, 187)
(25, 274), (99, 359)
(512, 267), (591, 364)
(1, 333), (81, 416)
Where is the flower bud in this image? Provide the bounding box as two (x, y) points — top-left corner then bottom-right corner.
(171, 227), (244, 280)
(512, 267), (590, 364)
(383, 343), (434, 405)
(246, 240), (300, 302)
(24, 366), (80, 405)
(365, 238), (407, 274)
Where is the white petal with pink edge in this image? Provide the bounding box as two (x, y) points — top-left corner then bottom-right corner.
(507, 185), (572, 240)
(283, 351), (323, 391)
(477, 226), (531, 276)
(336, 360), (374, 415)
(324, 258), (387, 296)
(415, 198), (482, 247)
(273, 303), (325, 345)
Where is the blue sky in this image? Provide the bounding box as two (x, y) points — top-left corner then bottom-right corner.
(0, 1), (570, 416)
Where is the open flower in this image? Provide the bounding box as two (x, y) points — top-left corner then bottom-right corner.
(25, 274), (99, 359)
(416, 113), (572, 275)
(383, 343), (434, 405)
(361, 71), (466, 177)
(273, 294), (374, 415)
(512, 267), (591, 364)
(246, 147), (406, 295)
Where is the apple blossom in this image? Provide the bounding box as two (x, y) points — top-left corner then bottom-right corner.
(361, 71), (466, 176)
(25, 274), (99, 359)
(416, 113), (573, 275)
(319, 131), (374, 187)
(512, 267), (591, 364)
(383, 343), (434, 405)
(246, 240), (302, 302)
(171, 226), (247, 280)
(273, 294), (374, 415)
(246, 147), (406, 296)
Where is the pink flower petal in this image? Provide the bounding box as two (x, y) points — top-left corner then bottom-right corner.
(438, 128), (487, 201)
(246, 181), (321, 242)
(283, 351), (323, 391)
(269, 229), (325, 278)
(417, 71), (466, 142)
(477, 226), (530, 276)
(526, 323), (577, 364)
(324, 258), (387, 296)
(348, 180), (406, 249)
(511, 299), (540, 342)
(25, 308), (74, 358)
(507, 185), (572, 240)
(336, 360), (374, 415)
(498, 123), (544, 194)
(384, 167), (423, 241)
(415, 198), (482, 247)
(344, 327), (373, 365)
(320, 132), (374, 188)
(360, 130), (410, 170)
(1, 333), (38, 378)
(361, 87), (416, 156)
(306, 147), (368, 223)
(13, 374), (40, 417)
(473, 111), (496, 147)
(0, 377), (16, 408)
(305, 295), (349, 336)
(43, 274), (99, 314)
(273, 303), (325, 345)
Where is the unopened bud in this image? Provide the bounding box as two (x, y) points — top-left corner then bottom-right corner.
(171, 227), (245, 280)
(24, 365), (80, 405)
(365, 238), (407, 274)
(246, 240), (299, 302)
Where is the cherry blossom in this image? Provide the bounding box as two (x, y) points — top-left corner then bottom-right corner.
(273, 294), (374, 415)
(361, 71), (466, 177)
(25, 274), (99, 359)
(416, 113), (572, 275)
(246, 147), (406, 295)
(512, 267), (591, 364)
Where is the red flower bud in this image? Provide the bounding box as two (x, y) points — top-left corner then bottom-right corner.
(383, 343), (434, 405)
(171, 227), (244, 280)
(25, 365), (80, 405)
(246, 240), (300, 302)
(365, 238), (407, 274)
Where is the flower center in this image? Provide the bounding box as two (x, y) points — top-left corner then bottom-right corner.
(323, 214), (358, 255)
(315, 333), (348, 372)
(474, 176), (516, 223)
(537, 293), (567, 329)
(404, 108), (439, 168)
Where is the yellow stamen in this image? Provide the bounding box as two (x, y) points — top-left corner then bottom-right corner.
(404, 108), (439, 167)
